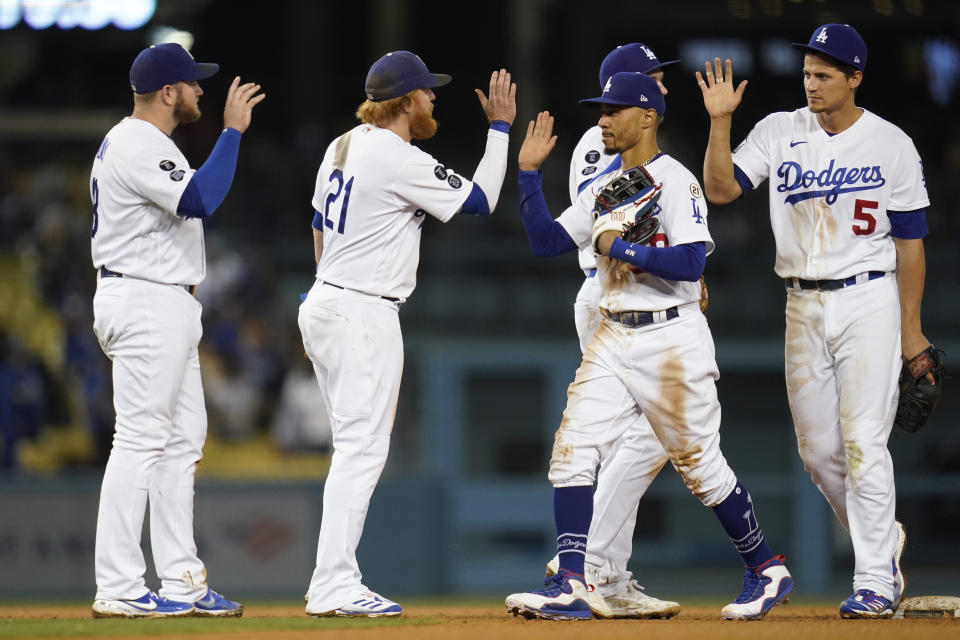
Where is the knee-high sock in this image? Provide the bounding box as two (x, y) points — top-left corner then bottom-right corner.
(555, 485), (593, 577)
(712, 481), (775, 567)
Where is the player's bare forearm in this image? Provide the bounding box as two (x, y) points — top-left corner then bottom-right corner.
(895, 237), (930, 360)
(703, 120), (742, 204)
(518, 111), (557, 172)
(312, 228), (323, 265)
(475, 69), (517, 125)
(697, 58), (746, 204)
(223, 76), (266, 134)
(596, 230), (618, 256)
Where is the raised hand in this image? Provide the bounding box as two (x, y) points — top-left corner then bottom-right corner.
(223, 76), (266, 134)
(475, 69), (517, 125)
(696, 58), (748, 120)
(518, 111), (557, 172)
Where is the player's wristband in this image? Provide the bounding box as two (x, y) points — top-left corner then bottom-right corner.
(490, 120), (510, 134)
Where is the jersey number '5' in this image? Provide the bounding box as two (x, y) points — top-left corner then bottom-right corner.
(852, 198), (877, 236)
(324, 169), (354, 234)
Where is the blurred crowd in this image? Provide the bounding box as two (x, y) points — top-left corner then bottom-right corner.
(0, 140), (333, 475)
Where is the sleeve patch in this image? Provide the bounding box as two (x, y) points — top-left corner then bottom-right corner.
(159, 160), (176, 171)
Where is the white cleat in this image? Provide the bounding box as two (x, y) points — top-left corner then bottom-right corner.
(892, 520), (907, 609)
(506, 569), (612, 620)
(306, 588), (402, 618)
(721, 555), (794, 620)
(605, 579), (681, 619)
(544, 556), (676, 618)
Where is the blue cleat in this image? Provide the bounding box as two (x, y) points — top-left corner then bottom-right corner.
(186, 588), (244, 617)
(721, 554), (794, 620)
(505, 568), (612, 620)
(92, 590), (194, 618)
(840, 589), (895, 618)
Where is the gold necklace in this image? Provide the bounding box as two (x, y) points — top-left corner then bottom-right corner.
(640, 149), (660, 166)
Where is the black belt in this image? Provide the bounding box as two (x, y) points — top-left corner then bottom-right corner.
(600, 306), (679, 328)
(322, 281), (400, 303)
(99, 266), (196, 296)
(785, 271), (885, 291)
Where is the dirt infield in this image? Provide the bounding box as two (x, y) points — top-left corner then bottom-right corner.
(1, 603), (957, 639)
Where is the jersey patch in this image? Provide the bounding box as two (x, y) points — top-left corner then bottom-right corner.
(582, 166), (597, 176)
(689, 183), (702, 199)
(584, 150), (601, 164)
(159, 160), (176, 171)
(170, 169), (185, 182)
(433, 165), (447, 180)
(447, 175), (462, 189)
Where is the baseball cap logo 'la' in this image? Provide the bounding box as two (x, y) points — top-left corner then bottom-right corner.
(598, 42), (680, 89)
(580, 72), (666, 116)
(792, 23), (867, 71)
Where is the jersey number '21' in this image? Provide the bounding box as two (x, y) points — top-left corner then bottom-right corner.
(324, 169), (354, 234)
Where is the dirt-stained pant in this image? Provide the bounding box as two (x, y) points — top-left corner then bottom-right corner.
(572, 275), (669, 596)
(785, 274), (901, 600)
(550, 302), (737, 509)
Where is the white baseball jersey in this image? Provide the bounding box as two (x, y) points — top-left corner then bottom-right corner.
(90, 117), (204, 285)
(569, 126), (617, 275)
(311, 124), (478, 300)
(557, 153), (713, 312)
(732, 107), (929, 279)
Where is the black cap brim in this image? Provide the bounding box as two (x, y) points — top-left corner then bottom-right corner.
(426, 73), (452, 88)
(189, 63), (220, 81)
(791, 43), (841, 64)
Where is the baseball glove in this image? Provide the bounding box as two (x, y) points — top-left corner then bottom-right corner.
(895, 346), (947, 433)
(591, 166), (663, 253)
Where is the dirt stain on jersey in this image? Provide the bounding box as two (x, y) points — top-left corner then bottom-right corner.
(815, 198), (838, 249)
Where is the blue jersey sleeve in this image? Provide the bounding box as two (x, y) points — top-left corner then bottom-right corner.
(608, 239), (706, 281)
(518, 170), (577, 257)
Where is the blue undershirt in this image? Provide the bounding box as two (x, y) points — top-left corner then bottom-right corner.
(177, 127), (242, 218)
(608, 238), (706, 281)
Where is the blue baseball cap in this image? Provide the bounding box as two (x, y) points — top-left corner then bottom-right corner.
(365, 51), (451, 102)
(599, 43), (679, 89)
(129, 43), (219, 94)
(792, 23), (867, 72)
(580, 72), (666, 116)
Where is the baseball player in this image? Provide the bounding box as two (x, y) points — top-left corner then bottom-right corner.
(698, 23), (924, 618)
(299, 51), (516, 618)
(505, 72), (793, 621)
(90, 43), (263, 617)
(545, 43), (682, 619)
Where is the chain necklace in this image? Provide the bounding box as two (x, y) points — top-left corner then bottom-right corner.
(639, 149), (660, 166)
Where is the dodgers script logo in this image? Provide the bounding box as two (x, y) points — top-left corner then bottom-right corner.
(776, 159), (885, 205)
